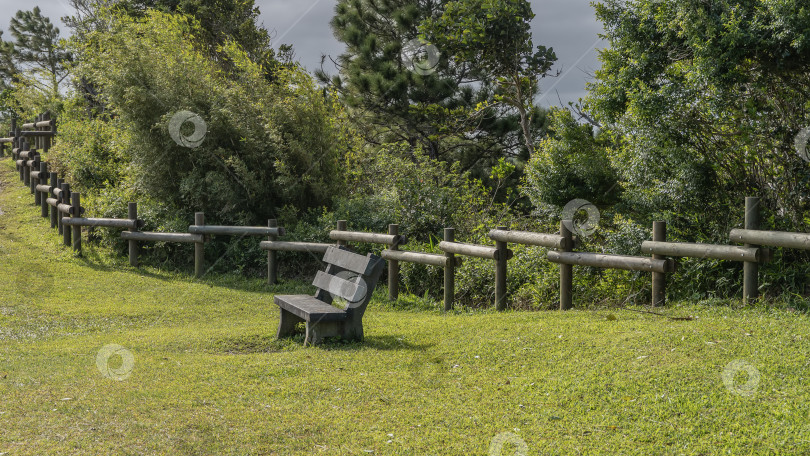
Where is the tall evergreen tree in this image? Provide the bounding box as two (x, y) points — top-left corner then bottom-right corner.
(320, 0), (546, 171)
(421, 0), (557, 152)
(2, 7), (71, 98)
(0, 31), (16, 91)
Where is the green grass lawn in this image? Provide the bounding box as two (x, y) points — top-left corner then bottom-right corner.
(1, 161), (810, 455)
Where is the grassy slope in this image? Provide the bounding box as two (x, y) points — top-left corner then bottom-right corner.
(1, 160), (809, 455)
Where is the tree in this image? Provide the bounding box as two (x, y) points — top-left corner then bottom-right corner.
(587, 0), (810, 224)
(63, 10), (348, 225)
(523, 108), (620, 208)
(64, 0), (286, 76)
(2, 7), (71, 99)
(0, 31), (16, 89)
(420, 0), (557, 152)
(320, 0), (547, 174)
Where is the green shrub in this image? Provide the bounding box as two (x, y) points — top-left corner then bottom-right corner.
(49, 10), (352, 271)
(524, 108), (620, 208)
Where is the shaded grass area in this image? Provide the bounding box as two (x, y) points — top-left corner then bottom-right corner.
(1, 161), (810, 455)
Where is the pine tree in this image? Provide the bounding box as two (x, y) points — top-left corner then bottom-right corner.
(3, 7), (71, 98)
(320, 0), (548, 174)
(0, 31), (17, 92)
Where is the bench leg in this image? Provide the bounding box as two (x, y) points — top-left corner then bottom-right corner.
(277, 308), (303, 339)
(341, 313), (364, 342)
(305, 320), (343, 346)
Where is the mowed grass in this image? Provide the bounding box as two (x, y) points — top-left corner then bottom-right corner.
(1, 161), (810, 455)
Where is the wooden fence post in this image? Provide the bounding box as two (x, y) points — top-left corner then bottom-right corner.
(56, 179), (65, 234)
(38, 162), (48, 216)
(128, 202), (139, 267)
(743, 197), (760, 303)
(267, 218), (278, 285)
(17, 140), (25, 180)
(652, 221), (666, 306)
(23, 151), (31, 186)
(444, 227), (455, 311)
(62, 183), (71, 246)
(48, 172), (57, 227)
(194, 212), (205, 278)
(560, 220), (573, 310)
(336, 220), (347, 247)
(495, 225), (508, 311)
(388, 224), (399, 300)
(72, 192), (81, 254)
(28, 152), (39, 196)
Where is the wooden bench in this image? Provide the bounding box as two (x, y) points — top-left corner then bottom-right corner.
(274, 246), (385, 345)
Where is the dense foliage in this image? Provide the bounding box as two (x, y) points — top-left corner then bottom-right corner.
(319, 0), (551, 192)
(1, 0), (809, 307)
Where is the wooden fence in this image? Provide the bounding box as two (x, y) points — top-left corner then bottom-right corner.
(4, 113), (809, 310)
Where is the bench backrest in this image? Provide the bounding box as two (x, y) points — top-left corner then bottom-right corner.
(313, 246), (384, 317)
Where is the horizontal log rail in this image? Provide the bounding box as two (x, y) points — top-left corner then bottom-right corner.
(0, 137), (12, 143)
(730, 228), (810, 250)
(121, 231), (203, 243)
(62, 217), (143, 229)
(189, 225), (285, 237)
(21, 120), (54, 129)
(641, 241), (762, 262)
(438, 241), (512, 260)
(19, 130), (56, 137)
(56, 203), (84, 216)
(547, 251), (675, 273)
(259, 241), (332, 253)
(488, 229), (569, 249)
(329, 230), (406, 246)
(35, 184), (54, 194)
(381, 249), (462, 267)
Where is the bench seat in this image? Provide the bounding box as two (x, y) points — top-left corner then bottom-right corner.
(274, 295), (347, 322)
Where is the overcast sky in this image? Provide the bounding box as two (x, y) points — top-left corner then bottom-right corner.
(0, 0), (605, 107)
